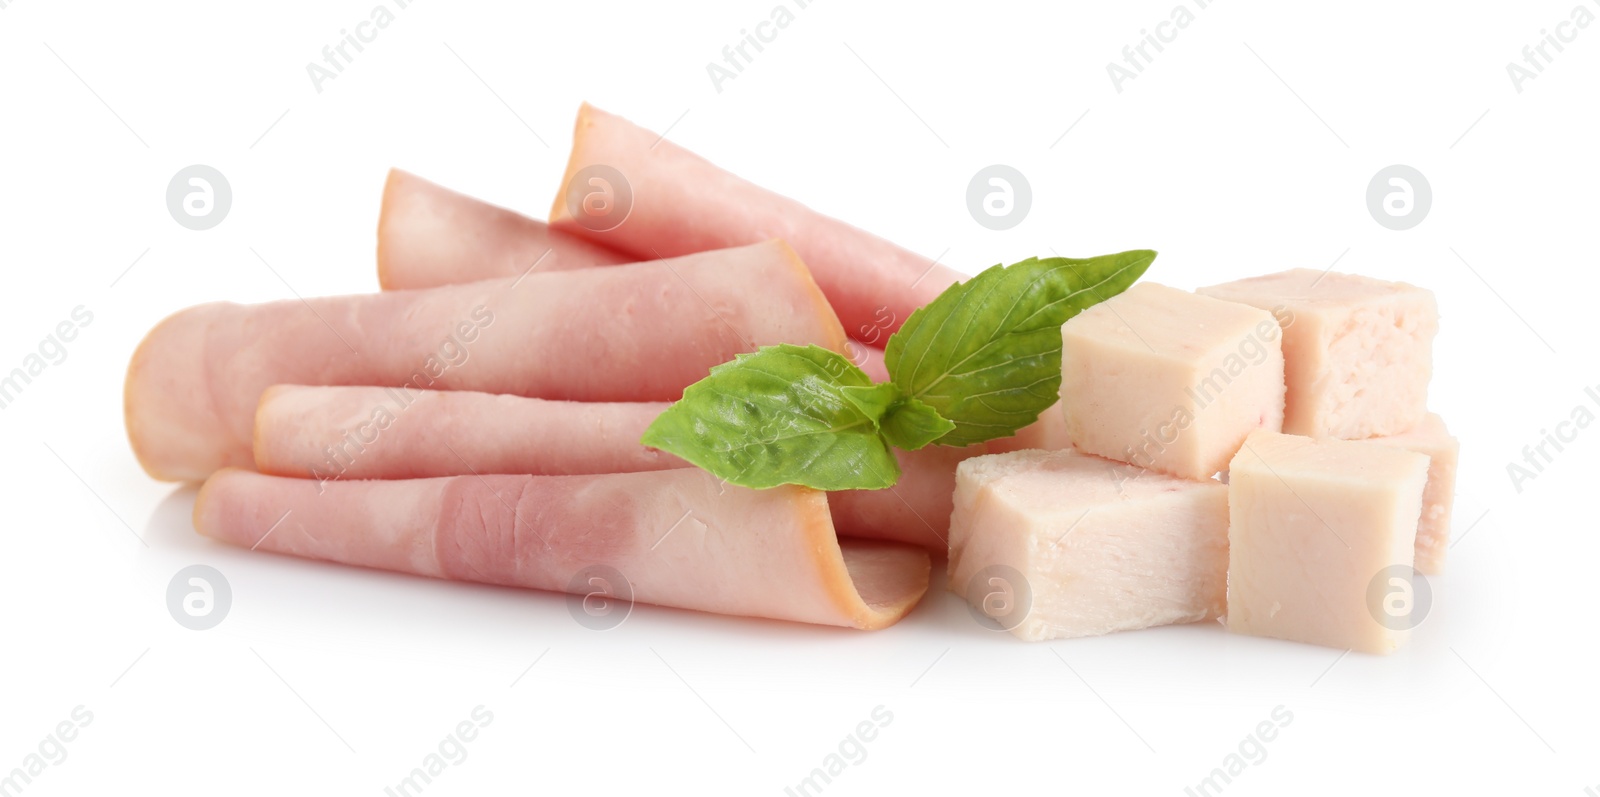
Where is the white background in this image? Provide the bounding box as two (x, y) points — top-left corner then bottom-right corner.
(2, 0), (1597, 794)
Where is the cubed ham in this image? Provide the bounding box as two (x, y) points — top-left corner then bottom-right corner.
(194, 468), (930, 630)
(1059, 282), (1286, 480)
(1225, 430), (1430, 654)
(1198, 269), (1438, 439)
(377, 169), (632, 291)
(125, 241), (845, 481)
(1368, 412), (1460, 574)
(948, 449), (1230, 641)
(547, 104), (964, 342)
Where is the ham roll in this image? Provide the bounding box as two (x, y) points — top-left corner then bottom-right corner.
(374, 168), (902, 384)
(253, 386), (682, 480)
(377, 169), (632, 291)
(195, 468), (931, 630)
(547, 104), (964, 342)
(251, 385), (977, 550)
(126, 241), (845, 481)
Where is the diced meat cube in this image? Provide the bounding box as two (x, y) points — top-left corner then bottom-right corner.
(1368, 412), (1460, 575)
(1198, 269), (1438, 439)
(1225, 431), (1431, 654)
(948, 449), (1229, 642)
(1059, 282), (1286, 480)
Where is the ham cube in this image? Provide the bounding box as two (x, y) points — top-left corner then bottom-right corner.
(948, 449), (1229, 641)
(1198, 269), (1438, 439)
(1226, 431), (1430, 654)
(1059, 282), (1286, 480)
(1368, 413), (1460, 575)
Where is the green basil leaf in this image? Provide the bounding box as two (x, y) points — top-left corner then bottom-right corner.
(639, 344), (900, 491)
(885, 250), (1156, 447)
(878, 397), (956, 451)
(838, 383), (902, 426)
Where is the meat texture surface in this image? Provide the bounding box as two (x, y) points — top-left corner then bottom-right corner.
(195, 468), (931, 630)
(125, 241), (844, 481)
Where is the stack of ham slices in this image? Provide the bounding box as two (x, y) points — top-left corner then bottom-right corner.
(127, 104), (1071, 630)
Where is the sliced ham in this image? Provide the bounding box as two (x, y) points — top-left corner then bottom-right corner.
(373, 169), (909, 379)
(827, 444), (983, 549)
(253, 386), (682, 481)
(252, 384), (977, 550)
(852, 342), (889, 383)
(376, 169), (632, 291)
(547, 104), (965, 340)
(194, 467), (930, 630)
(126, 241), (845, 482)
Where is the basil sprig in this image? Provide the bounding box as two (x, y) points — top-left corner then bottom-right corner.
(640, 250), (1155, 490)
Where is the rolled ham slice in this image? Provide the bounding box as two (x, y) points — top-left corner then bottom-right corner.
(194, 468), (931, 630)
(252, 384), (974, 550)
(126, 241), (845, 482)
(377, 169), (632, 291)
(548, 104), (965, 341)
(373, 170), (908, 377)
(253, 386), (682, 480)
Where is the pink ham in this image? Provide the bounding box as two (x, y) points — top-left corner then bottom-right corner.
(126, 241), (845, 482)
(828, 445), (984, 549)
(253, 386), (683, 481)
(851, 342), (889, 383)
(368, 167), (919, 385)
(252, 384), (976, 550)
(194, 467), (931, 630)
(547, 104), (964, 341)
(376, 169), (632, 291)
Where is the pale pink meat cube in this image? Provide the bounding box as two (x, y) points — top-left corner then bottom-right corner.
(1226, 431), (1430, 654)
(948, 449), (1229, 642)
(1059, 282), (1286, 480)
(1198, 269), (1438, 439)
(1368, 412), (1460, 575)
